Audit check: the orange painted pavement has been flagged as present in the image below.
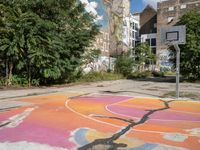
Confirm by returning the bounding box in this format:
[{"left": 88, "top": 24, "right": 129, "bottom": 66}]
[{"left": 0, "top": 93, "right": 199, "bottom": 149}]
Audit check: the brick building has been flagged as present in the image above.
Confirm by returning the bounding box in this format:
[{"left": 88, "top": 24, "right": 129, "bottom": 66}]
[
  {"left": 157, "top": 0, "right": 200, "bottom": 70},
  {"left": 140, "top": 5, "right": 157, "bottom": 55}
]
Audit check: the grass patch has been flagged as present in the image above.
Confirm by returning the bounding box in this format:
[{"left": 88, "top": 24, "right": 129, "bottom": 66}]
[
  {"left": 161, "top": 91, "right": 199, "bottom": 100},
  {"left": 77, "top": 72, "right": 124, "bottom": 83},
  {"left": 164, "top": 71, "right": 176, "bottom": 76}
]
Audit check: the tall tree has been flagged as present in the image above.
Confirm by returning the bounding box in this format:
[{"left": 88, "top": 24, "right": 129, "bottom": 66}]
[
  {"left": 177, "top": 11, "right": 200, "bottom": 80},
  {"left": 134, "top": 43, "right": 156, "bottom": 72},
  {"left": 0, "top": 0, "right": 99, "bottom": 86}
]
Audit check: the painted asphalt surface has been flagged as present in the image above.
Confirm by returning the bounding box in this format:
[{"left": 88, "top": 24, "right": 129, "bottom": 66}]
[{"left": 0, "top": 92, "right": 200, "bottom": 150}]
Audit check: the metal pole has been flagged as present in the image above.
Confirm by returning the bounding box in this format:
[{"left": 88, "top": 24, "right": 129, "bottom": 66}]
[{"left": 173, "top": 44, "right": 180, "bottom": 99}]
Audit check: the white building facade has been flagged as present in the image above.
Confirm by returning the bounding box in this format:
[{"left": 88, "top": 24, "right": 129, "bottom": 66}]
[{"left": 123, "top": 14, "right": 140, "bottom": 51}]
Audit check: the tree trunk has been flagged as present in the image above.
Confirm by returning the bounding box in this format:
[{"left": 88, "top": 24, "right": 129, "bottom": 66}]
[
  {"left": 28, "top": 63, "right": 31, "bottom": 87},
  {"left": 5, "top": 59, "right": 9, "bottom": 86},
  {"left": 8, "top": 62, "right": 13, "bottom": 86}
]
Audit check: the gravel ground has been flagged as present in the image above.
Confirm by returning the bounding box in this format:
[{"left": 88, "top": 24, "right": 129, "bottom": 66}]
[{"left": 0, "top": 79, "right": 199, "bottom": 100}]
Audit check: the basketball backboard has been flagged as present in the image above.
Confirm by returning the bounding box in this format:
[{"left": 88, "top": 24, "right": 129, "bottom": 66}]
[{"left": 160, "top": 25, "right": 186, "bottom": 45}]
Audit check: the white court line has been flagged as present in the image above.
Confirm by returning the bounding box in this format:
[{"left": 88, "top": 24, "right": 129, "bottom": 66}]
[
  {"left": 105, "top": 98, "right": 200, "bottom": 122},
  {"left": 116, "top": 104, "right": 200, "bottom": 115},
  {"left": 65, "top": 99, "right": 196, "bottom": 137}
]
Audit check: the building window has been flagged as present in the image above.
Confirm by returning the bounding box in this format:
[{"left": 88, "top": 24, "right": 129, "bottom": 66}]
[
  {"left": 151, "top": 38, "right": 156, "bottom": 47},
  {"left": 135, "top": 32, "right": 139, "bottom": 39},
  {"left": 132, "top": 41, "right": 135, "bottom": 48},
  {"left": 180, "top": 4, "right": 186, "bottom": 9},
  {"left": 146, "top": 39, "right": 150, "bottom": 46},
  {"left": 154, "top": 23, "right": 157, "bottom": 28},
  {"left": 151, "top": 48, "right": 156, "bottom": 54},
  {"left": 107, "top": 34, "right": 109, "bottom": 41},
  {"left": 103, "top": 42, "right": 106, "bottom": 52},
  {"left": 168, "top": 6, "right": 174, "bottom": 11},
  {"left": 105, "top": 43, "right": 109, "bottom": 52},
  {"left": 168, "top": 17, "right": 174, "bottom": 23},
  {"left": 135, "top": 24, "right": 139, "bottom": 31},
  {"left": 133, "top": 23, "right": 135, "bottom": 30},
  {"left": 132, "top": 32, "right": 135, "bottom": 38}
]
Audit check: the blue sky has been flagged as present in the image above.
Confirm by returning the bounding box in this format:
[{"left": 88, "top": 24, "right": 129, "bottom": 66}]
[
  {"left": 131, "top": 0, "right": 144, "bottom": 13},
  {"left": 131, "top": 0, "right": 161, "bottom": 13}
]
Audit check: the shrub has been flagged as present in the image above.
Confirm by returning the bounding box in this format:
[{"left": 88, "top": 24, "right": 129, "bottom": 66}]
[
  {"left": 115, "top": 55, "right": 134, "bottom": 77},
  {"left": 0, "top": 77, "right": 5, "bottom": 86},
  {"left": 127, "top": 71, "right": 153, "bottom": 79},
  {"left": 152, "top": 71, "right": 165, "bottom": 77},
  {"left": 78, "top": 72, "right": 123, "bottom": 82}
]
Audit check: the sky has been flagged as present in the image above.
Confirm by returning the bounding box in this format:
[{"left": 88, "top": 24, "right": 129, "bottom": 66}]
[{"left": 131, "top": 0, "right": 166, "bottom": 13}]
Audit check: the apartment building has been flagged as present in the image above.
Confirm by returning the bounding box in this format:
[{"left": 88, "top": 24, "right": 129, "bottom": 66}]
[
  {"left": 140, "top": 5, "right": 157, "bottom": 55},
  {"left": 123, "top": 13, "right": 140, "bottom": 51},
  {"left": 157, "top": 0, "right": 200, "bottom": 70},
  {"left": 81, "top": 0, "right": 132, "bottom": 72}
]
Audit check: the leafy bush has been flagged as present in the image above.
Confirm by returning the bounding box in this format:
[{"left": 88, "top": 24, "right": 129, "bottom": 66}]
[
  {"left": 115, "top": 54, "right": 134, "bottom": 77},
  {"left": 7, "top": 75, "right": 40, "bottom": 87},
  {"left": 0, "top": 77, "right": 5, "bottom": 86},
  {"left": 176, "top": 11, "right": 200, "bottom": 80},
  {"left": 31, "top": 79, "right": 40, "bottom": 86},
  {"left": 127, "top": 71, "right": 153, "bottom": 79},
  {"left": 11, "top": 75, "right": 28, "bottom": 87},
  {"left": 78, "top": 72, "right": 123, "bottom": 82},
  {"left": 152, "top": 71, "right": 164, "bottom": 77},
  {"left": 164, "top": 71, "right": 176, "bottom": 76}
]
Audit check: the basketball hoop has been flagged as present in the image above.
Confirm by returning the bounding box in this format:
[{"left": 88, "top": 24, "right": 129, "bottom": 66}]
[{"left": 160, "top": 25, "right": 186, "bottom": 99}]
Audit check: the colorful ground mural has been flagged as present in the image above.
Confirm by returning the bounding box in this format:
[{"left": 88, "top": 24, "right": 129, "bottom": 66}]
[{"left": 0, "top": 93, "right": 200, "bottom": 150}]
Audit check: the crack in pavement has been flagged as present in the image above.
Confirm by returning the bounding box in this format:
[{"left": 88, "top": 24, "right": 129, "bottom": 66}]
[
  {"left": 78, "top": 100, "right": 174, "bottom": 150},
  {"left": 0, "top": 106, "right": 21, "bottom": 112},
  {"left": 92, "top": 115, "right": 134, "bottom": 124}
]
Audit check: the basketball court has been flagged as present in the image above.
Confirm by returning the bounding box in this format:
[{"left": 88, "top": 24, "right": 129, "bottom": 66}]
[{"left": 0, "top": 92, "right": 199, "bottom": 150}]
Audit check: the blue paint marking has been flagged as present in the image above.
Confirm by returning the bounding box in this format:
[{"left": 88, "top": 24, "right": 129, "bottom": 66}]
[
  {"left": 74, "top": 128, "right": 89, "bottom": 145},
  {"left": 130, "top": 143, "right": 158, "bottom": 150}
]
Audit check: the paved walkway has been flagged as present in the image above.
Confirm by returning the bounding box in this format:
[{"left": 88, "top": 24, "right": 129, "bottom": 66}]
[
  {"left": 1, "top": 80, "right": 200, "bottom": 100},
  {"left": 0, "top": 91, "right": 200, "bottom": 150}
]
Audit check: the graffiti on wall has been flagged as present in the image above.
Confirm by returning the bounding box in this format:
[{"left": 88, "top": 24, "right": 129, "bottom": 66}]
[
  {"left": 81, "top": 0, "right": 131, "bottom": 55},
  {"left": 160, "top": 49, "right": 174, "bottom": 71},
  {"left": 83, "top": 56, "right": 116, "bottom": 73}
]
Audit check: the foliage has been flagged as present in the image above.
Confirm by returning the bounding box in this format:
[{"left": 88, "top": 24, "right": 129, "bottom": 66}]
[
  {"left": 127, "top": 71, "right": 153, "bottom": 79},
  {"left": 114, "top": 51, "right": 135, "bottom": 77},
  {"left": 164, "top": 71, "right": 176, "bottom": 76},
  {"left": 0, "top": 0, "right": 99, "bottom": 86},
  {"left": 78, "top": 72, "right": 123, "bottom": 82},
  {"left": 82, "top": 48, "right": 101, "bottom": 64},
  {"left": 128, "top": 71, "right": 165, "bottom": 79},
  {"left": 133, "top": 43, "right": 156, "bottom": 71},
  {"left": 176, "top": 11, "right": 200, "bottom": 80},
  {"left": 152, "top": 71, "right": 164, "bottom": 77}
]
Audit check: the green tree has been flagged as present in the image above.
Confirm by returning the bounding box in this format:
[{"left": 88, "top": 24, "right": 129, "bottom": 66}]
[
  {"left": 0, "top": 0, "right": 99, "bottom": 86},
  {"left": 115, "top": 51, "right": 134, "bottom": 77},
  {"left": 134, "top": 43, "right": 156, "bottom": 72},
  {"left": 176, "top": 11, "right": 200, "bottom": 80}
]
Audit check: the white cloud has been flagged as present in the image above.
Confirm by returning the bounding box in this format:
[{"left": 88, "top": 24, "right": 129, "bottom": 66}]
[
  {"left": 142, "top": 0, "right": 167, "bottom": 9},
  {"left": 80, "top": 0, "right": 103, "bottom": 22}
]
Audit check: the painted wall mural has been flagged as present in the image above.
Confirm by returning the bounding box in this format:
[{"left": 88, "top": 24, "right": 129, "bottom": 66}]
[
  {"left": 160, "top": 49, "right": 174, "bottom": 71},
  {"left": 83, "top": 56, "right": 116, "bottom": 73},
  {"left": 0, "top": 93, "right": 200, "bottom": 149},
  {"left": 80, "top": 0, "right": 131, "bottom": 55}
]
